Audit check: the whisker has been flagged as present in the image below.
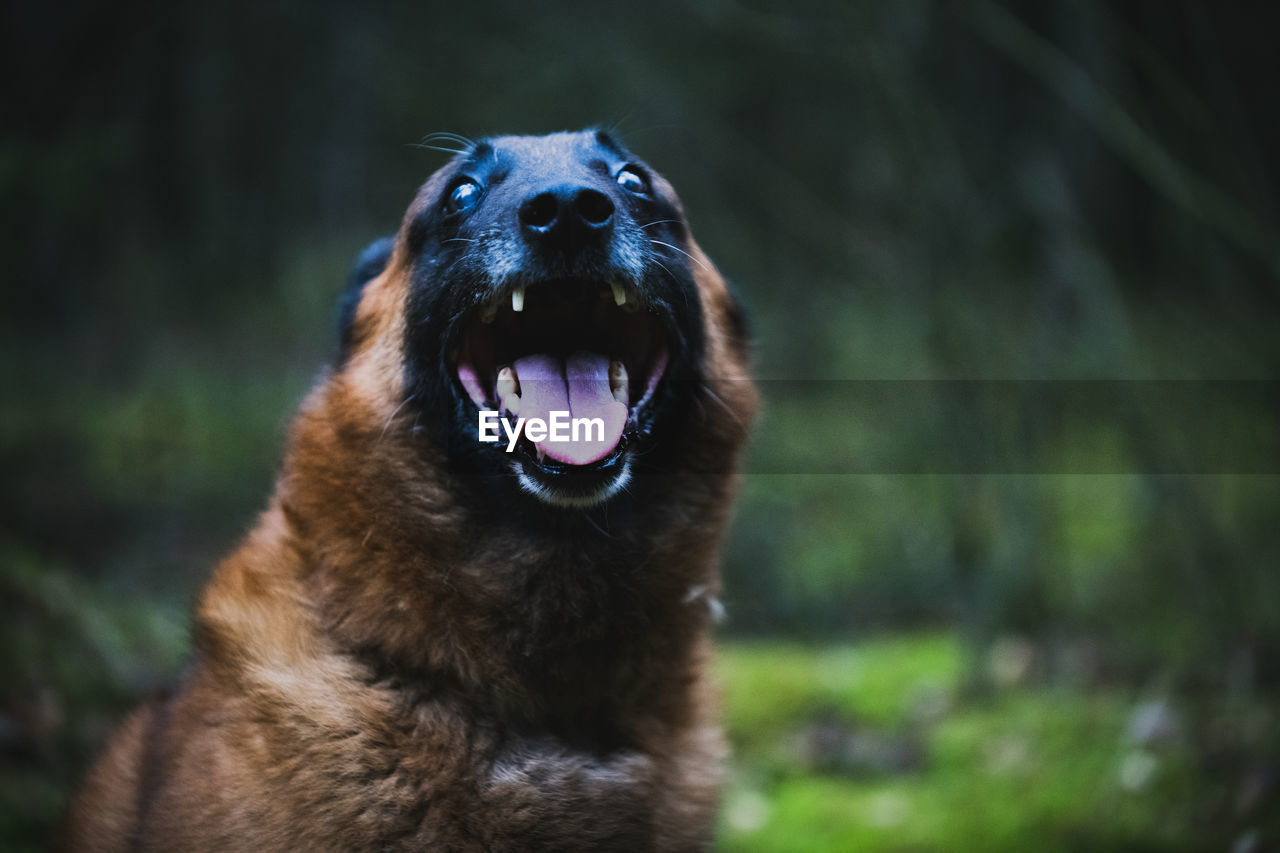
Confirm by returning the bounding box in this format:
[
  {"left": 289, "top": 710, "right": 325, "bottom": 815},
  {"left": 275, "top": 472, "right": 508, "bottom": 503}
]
[
  {"left": 409, "top": 143, "right": 469, "bottom": 155},
  {"left": 583, "top": 510, "right": 613, "bottom": 538},
  {"left": 639, "top": 219, "right": 681, "bottom": 230},
  {"left": 649, "top": 257, "right": 677, "bottom": 284},
  {"left": 440, "top": 251, "right": 473, "bottom": 282},
  {"left": 699, "top": 383, "right": 746, "bottom": 429},
  {"left": 649, "top": 256, "right": 698, "bottom": 315},
  {"left": 651, "top": 239, "right": 711, "bottom": 273},
  {"left": 421, "top": 131, "right": 476, "bottom": 148},
  {"left": 380, "top": 395, "right": 417, "bottom": 440},
  {"left": 411, "top": 132, "right": 478, "bottom": 156}
]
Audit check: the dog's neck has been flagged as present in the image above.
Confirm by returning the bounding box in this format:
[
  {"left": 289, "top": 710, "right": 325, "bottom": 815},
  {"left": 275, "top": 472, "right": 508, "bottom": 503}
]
[{"left": 221, "top": 379, "right": 733, "bottom": 729}]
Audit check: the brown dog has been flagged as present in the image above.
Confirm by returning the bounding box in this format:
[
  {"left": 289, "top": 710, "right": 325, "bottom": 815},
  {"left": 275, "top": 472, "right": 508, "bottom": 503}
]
[{"left": 60, "top": 130, "right": 756, "bottom": 852}]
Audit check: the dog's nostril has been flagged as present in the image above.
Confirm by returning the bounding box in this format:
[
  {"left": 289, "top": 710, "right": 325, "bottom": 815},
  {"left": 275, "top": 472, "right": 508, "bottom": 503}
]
[
  {"left": 519, "top": 193, "right": 559, "bottom": 230},
  {"left": 520, "top": 185, "right": 614, "bottom": 241},
  {"left": 575, "top": 189, "right": 614, "bottom": 227}
]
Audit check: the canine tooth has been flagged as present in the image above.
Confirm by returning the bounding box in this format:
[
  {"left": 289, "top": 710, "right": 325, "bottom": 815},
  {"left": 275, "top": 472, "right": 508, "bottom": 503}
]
[
  {"left": 610, "top": 281, "right": 627, "bottom": 307},
  {"left": 511, "top": 287, "right": 525, "bottom": 312},
  {"left": 609, "top": 360, "right": 628, "bottom": 404},
  {"left": 496, "top": 366, "right": 520, "bottom": 414},
  {"left": 620, "top": 291, "right": 639, "bottom": 313},
  {"left": 536, "top": 447, "right": 546, "bottom": 464}
]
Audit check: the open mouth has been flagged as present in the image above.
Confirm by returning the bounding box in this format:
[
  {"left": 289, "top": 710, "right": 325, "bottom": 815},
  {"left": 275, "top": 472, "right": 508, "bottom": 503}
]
[{"left": 451, "top": 277, "right": 670, "bottom": 488}]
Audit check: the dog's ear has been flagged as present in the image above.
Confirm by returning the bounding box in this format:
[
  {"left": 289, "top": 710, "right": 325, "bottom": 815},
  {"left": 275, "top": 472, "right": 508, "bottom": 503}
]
[
  {"left": 337, "top": 237, "right": 395, "bottom": 361},
  {"left": 719, "top": 275, "right": 753, "bottom": 358}
]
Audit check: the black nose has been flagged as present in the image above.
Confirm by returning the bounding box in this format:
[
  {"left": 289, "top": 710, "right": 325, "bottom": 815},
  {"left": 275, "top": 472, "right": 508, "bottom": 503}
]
[{"left": 518, "top": 184, "right": 615, "bottom": 246}]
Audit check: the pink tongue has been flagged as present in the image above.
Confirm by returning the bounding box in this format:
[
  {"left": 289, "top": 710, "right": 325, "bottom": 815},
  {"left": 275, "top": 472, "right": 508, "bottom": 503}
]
[{"left": 510, "top": 352, "right": 628, "bottom": 465}]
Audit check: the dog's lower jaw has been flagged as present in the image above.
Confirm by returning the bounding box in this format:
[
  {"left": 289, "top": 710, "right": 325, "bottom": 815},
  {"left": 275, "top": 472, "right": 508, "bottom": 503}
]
[{"left": 513, "top": 457, "right": 632, "bottom": 507}]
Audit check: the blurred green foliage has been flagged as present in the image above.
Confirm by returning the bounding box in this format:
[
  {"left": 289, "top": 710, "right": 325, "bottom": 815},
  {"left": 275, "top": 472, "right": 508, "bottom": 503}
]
[
  {"left": 3, "top": 0, "right": 1278, "bottom": 848},
  {"left": 718, "top": 636, "right": 1276, "bottom": 851}
]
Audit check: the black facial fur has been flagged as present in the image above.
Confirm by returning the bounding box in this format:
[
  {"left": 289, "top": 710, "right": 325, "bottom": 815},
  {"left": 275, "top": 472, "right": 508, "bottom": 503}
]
[{"left": 396, "top": 130, "right": 707, "bottom": 510}]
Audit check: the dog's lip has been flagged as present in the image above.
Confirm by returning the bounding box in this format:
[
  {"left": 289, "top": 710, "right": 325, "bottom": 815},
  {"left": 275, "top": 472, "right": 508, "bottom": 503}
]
[
  {"left": 512, "top": 432, "right": 629, "bottom": 474},
  {"left": 448, "top": 278, "right": 672, "bottom": 469}
]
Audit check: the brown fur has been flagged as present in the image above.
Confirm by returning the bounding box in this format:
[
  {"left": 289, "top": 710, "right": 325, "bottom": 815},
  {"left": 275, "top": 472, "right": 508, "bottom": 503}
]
[{"left": 60, "top": 144, "right": 757, "bottom": 852}]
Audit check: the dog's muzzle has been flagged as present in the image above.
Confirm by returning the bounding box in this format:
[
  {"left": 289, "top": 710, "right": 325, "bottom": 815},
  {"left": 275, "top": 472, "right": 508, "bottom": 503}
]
[{"left": 448, "top": 178, "right": 673, "bottom": 502}]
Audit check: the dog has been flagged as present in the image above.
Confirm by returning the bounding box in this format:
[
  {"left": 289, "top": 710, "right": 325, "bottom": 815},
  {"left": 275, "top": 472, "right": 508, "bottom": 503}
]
[{"left": 60, "top": 130, "right": 757, "bottom": 852}]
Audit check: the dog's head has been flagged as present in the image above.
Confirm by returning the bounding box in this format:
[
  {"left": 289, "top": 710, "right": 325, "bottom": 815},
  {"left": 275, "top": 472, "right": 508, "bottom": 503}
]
[{"left": 332, "top": 130, "right": 753, "bottom": 512}]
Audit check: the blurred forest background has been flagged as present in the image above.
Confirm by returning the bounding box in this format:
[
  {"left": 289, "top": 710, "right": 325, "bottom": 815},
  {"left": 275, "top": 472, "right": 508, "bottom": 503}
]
[{"left": 3, "top": 1, "right": 1278, "bottom": 850}]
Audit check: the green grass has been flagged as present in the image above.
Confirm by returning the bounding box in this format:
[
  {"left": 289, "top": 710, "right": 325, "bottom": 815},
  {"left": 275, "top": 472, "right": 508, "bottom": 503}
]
[
  {"left": 719, "top": 635, "right": 961, "bottom": 748},
  {"left": 716, "top": 635, "right": 1236, "bottom": 852}
]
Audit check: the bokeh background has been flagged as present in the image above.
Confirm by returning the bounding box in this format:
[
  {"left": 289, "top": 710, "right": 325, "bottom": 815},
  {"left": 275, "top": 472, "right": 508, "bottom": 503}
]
[{"left": 3, "top": 1, "right": 1278, "bottom": 850}]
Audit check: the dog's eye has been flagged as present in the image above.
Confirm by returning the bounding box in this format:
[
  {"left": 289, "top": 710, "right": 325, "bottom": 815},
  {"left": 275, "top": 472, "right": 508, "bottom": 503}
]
[
  {"left": 616, "top": 167, "right": 648, "bottom": 196},
  {"left": 446, "top": 180, "right": 482, "bottom": 214}
]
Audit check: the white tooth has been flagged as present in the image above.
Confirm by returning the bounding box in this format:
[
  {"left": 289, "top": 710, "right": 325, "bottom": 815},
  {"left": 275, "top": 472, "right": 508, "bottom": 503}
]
[
  {"left": 610, "top": 281, "right": 627, "bottom": 306},
  {"left": 620, "top": 292, "right": 639, "bottom": 314},
  {"left": 496, "top": 366, "right": 520, "bottom": 414},
  {"left": 536, "top": 447, "right": 546, "bottom": 464},
  {"left": 511, "top": 287, "right": 525, "bottom": 312},
  {"left": 609, "top": 360, "right": 628, "bottom": 404}
]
